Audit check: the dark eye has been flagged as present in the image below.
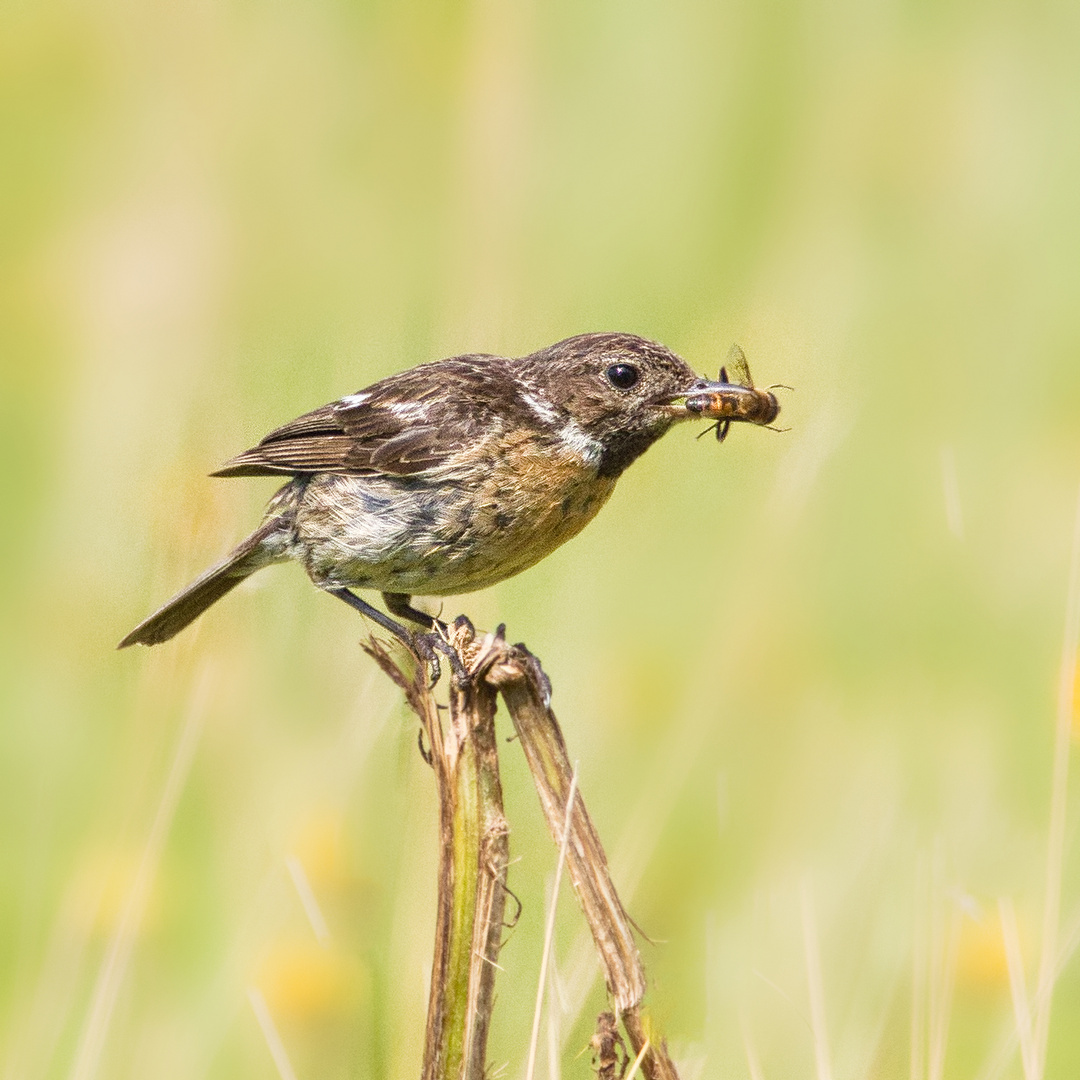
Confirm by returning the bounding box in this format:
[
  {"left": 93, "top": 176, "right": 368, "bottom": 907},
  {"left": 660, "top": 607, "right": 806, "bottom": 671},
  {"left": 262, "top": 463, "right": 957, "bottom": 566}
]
[{"left": 605, "top": 363, "right": 639, "bottom": 389}]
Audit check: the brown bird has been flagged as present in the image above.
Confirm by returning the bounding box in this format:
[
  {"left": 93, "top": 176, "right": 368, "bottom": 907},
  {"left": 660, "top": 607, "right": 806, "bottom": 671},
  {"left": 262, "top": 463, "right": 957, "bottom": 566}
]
[{"left": 119, "top": 332, "right": 779, "bottom": 675}]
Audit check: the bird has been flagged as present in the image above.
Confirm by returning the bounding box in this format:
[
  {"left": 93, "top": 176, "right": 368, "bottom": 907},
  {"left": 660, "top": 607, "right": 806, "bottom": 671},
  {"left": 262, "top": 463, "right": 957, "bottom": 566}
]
[{"left": 119, "top": 332, "right": 779, "bottom": 673}]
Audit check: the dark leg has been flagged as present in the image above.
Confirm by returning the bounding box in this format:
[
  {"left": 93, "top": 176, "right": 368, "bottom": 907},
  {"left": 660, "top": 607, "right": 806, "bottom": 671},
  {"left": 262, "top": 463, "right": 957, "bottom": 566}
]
[
  {"left": 329, "top": 587, "right": 414, "bottom": 644},
  {"left": 383, "top": 592, "right": 446, "bottom": 632},
  {"left": 329, "top": 588, "right": 468, "bottom": 686}
]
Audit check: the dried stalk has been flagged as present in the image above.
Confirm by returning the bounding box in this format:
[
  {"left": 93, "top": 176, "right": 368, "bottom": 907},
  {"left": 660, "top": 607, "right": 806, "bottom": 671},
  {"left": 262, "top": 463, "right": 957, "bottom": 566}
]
[
  {"left": 365, "top": 626, "right": 679, "bottom": 1080},
  {"left": 487, "top": 643, "right": 681, "bottom": 1080},
  {"left": 364, "top": 622, "right": 509, "bottom": 1080}
]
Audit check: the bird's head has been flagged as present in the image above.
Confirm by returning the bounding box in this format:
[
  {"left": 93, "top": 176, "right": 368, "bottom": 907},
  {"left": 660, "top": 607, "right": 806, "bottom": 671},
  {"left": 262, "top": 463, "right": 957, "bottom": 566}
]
[{"left": 513, "top": 332, "right": 778, "bottom": 477}]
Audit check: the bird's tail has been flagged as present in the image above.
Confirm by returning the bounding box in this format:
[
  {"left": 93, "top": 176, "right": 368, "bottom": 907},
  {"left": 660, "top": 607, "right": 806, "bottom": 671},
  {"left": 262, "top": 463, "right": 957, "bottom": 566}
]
[{"left": 118, "top": 517, "right": 291, "bottom": 648}]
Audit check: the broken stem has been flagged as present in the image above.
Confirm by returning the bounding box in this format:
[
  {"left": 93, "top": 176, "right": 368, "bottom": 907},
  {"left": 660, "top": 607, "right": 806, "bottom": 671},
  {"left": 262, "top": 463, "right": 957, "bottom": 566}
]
[
  {"left": 364, "top": 625, "right": 509, "bottom": 1080},
  {"left": 365, "top": 627, "right": 679, "bottom": 1080},
  {"left": 488, "top": 643, "right": 681, "bottom": 1080}
]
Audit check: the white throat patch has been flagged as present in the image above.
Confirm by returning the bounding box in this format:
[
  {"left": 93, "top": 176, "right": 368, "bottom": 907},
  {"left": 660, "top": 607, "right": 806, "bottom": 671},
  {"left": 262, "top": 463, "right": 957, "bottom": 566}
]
[{"left": 557, "top": 418, "right": 603, "bottom": 467}]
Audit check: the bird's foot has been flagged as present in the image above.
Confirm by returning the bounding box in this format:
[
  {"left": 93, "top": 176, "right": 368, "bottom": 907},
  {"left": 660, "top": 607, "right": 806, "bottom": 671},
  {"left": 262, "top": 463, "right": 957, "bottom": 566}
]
[{"left": 412, "top": 630, "right": 470, "bottom": 688}]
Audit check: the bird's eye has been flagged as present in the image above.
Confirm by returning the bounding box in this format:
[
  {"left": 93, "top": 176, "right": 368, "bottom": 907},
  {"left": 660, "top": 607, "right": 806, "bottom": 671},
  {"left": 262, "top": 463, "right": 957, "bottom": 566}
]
[{"left": 605, "top": 363, "right": 639, "bottom": 390}]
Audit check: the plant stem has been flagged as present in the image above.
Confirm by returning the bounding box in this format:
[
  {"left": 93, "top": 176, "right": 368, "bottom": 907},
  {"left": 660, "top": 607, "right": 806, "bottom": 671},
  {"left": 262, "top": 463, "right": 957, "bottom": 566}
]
[
  {"left": 364, "top": 625, "right": 509, "bottom": 1080},
  {"left": 488, "top": 644, "right": 645, "bottom": 1013},
  {"left": 365, "top": 628, "right": 680, "bottom": 1080},
  {"left": 488, "top": 643, "right": 681, "bottom": 1080}
]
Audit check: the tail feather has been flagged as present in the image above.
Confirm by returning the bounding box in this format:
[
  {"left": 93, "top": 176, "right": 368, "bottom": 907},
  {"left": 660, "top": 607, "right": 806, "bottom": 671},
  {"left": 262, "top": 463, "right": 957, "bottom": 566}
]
[{"left": 118, "top": 518, "right": 290, "bottom": 648}]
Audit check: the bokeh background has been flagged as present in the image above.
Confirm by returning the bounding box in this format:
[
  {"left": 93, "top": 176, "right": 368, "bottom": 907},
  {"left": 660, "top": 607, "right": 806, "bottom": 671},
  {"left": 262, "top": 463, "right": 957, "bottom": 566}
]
[{"left": 3, "top": 0, "right": 1080, "bottom": 1077}]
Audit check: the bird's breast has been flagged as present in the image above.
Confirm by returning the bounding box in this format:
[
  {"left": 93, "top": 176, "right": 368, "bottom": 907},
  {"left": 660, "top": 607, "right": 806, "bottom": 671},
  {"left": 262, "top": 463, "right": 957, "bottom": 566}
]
[
  {"left": 434, "top": 431, "right": 617, "bottom": 586},
  {"left": 290, "top": 431, "right": 617, "bottom": 595}
]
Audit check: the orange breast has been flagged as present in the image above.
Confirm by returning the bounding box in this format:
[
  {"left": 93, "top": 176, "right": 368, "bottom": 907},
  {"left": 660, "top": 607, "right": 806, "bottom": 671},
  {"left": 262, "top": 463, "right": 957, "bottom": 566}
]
[{"left": 434, "top": 432, "right": 616, "bottom": 591}]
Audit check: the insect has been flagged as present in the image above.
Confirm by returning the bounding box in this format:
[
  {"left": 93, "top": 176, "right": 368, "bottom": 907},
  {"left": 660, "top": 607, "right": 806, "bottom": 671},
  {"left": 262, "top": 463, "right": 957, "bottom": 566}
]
[{"left": 685, "top": 343, "right": 786, "bottom": 442}]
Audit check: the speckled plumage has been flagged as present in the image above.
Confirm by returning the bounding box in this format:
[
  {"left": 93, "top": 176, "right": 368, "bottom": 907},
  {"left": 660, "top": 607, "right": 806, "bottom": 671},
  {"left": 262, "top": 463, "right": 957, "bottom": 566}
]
[{"left": 119, "top": 332, "right": 779, "bottom": 648}]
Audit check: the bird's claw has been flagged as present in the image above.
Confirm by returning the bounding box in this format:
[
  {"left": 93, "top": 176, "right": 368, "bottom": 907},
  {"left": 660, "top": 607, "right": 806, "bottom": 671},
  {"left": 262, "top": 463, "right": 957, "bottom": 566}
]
[
  {"left": 412, "top": 631, "right": 470, "bottom": 688},
  {"left": 409, "top": 633, "right": 442, "bottom": 687}
]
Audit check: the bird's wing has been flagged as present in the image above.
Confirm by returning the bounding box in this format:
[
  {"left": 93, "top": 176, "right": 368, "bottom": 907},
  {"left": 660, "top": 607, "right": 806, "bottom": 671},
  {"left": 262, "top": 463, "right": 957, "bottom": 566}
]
[{"left": 210, "top": 356, "right": 508, "bottom": 478}]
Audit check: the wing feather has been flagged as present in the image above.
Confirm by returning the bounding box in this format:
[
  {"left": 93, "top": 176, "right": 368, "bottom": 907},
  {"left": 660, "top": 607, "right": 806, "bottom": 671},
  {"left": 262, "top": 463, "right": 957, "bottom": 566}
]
[{"left": 210, "top": 355, "right": 512, "bottom": 479}]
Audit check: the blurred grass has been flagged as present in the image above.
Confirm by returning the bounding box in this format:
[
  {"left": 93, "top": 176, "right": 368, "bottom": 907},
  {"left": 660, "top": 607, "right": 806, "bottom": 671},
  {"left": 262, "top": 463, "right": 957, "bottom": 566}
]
[{"left": 3, "top": 0, "right": 1080, "bottom": 1076}]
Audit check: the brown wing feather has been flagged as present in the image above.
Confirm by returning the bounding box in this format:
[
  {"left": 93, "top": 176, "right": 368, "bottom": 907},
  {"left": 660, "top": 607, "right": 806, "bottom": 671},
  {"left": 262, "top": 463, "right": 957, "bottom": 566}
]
[
  {"left": 367, "top": 427, "right": 446, "bottom": 472},
  {"left": 212, "top": 437, "right": 358, "bottom": 477},
  {"left": 211, "top": 354, "right": 514, "bottom": 479},
  {"left": 259, "top": 405, "right": 349, "bottom": 443}
]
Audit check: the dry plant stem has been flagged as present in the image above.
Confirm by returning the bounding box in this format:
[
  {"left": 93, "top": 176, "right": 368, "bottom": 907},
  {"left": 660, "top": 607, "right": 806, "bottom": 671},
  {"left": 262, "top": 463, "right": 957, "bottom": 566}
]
[
  {"left": 622, "top": 1009, "right": 680, "bottom": 1080},
  {"left": 363, "top": 625, "right": 509, "bottom": 1080},
  {"left": 487, "top": 644, "right": 680, "bottom": 1080},
  {"left": 366, "top": 629, "right": 679, "bottom": 1080},
  {"left": 486, "top": 647, "right": 645, "bottom": 1012}
]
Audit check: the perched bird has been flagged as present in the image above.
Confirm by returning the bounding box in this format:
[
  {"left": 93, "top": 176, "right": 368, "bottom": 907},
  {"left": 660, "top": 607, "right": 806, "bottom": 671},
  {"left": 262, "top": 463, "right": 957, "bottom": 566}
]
[{"left": 119, "top": 332, "right": 779, "bottom": 671}]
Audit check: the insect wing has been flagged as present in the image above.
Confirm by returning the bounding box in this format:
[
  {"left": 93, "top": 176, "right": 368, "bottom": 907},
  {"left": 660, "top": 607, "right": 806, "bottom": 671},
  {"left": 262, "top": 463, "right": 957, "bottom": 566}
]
[{"left": 722, "top": 343, "right": 754, "bottom": 388}]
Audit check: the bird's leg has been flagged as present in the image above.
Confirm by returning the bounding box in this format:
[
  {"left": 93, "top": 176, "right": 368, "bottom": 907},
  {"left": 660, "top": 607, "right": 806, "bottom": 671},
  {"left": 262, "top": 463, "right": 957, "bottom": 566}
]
[
  {"left": 329, "top": 587, "right": 417, "bottom": 646},
  {"left": 328, "top": 588, "right": 467, "bottom": 686},
  {"left": 382, "top": 592, "right": 471, "bottom": 687},
  {"left": 413, "top": 633, "right": 469, "bottom": 688},
  {"left": 382, "top": 592, "right": 446, "bottom": 631}
]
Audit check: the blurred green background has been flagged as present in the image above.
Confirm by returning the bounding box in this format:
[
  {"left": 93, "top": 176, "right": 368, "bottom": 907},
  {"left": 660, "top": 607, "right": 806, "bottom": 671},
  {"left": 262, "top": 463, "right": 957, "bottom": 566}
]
[{"left": 3, "top": 0, "right": 1080, "bottom": 1076}]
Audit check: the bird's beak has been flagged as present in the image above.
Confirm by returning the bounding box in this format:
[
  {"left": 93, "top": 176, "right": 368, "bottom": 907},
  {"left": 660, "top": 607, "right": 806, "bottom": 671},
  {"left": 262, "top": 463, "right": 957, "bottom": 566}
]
[{"left": 662, "top": 378, "right": 781, "bottom": 428}]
